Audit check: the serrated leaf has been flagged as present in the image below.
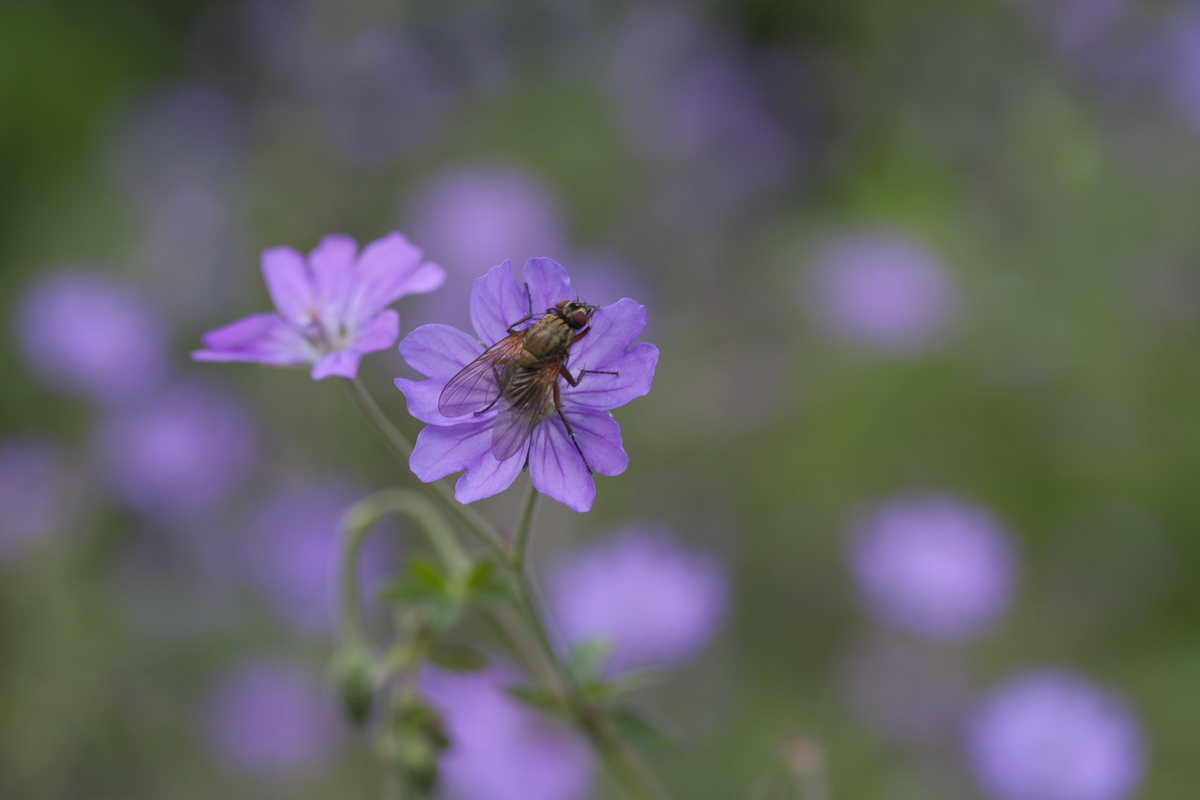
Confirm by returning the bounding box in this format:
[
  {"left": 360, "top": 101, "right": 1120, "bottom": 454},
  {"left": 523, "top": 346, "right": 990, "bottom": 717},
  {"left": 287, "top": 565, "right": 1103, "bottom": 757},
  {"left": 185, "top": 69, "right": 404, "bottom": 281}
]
[
  {"left": 506, "top": 685, "right": 568, "bottom": 714},
  {"left": 607, "top": 708, "right": 672, "bottom": 752},
  {"left": 567, "top": 638, "right": 613, "bottom": 684},
  {"left": 427, "top": 642, "right": 489, "bottom": 673}
]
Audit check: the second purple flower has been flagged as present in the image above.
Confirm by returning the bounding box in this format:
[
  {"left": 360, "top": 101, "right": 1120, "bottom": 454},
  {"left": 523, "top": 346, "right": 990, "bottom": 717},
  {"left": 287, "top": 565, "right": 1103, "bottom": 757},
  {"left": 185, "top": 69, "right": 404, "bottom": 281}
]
[{"left": 395, "top": 258, "right": 658, "bottom": 512}]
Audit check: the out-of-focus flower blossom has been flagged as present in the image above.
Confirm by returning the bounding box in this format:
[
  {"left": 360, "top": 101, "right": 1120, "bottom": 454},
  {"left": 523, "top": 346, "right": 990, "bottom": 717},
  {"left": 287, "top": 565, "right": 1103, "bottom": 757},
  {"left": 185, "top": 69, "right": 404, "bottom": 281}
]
[
  {"left": 193, "top": 232, "right": 445, "bottom": 380},
  {"left": 965, "top": 669, "right": 1146, "bottom": 800},
  {"left": 848, "top": 494, "right": 1018, "bottom": 642},
  {"left": 843, "top": 634, "right": 972, "bottom": 745},
  {"left": 805, "top": 232, "right": 962, "bottom": 356},
  {"left": 17, "top": 269, "right": 168, "bottom": 406},
  {"left": 422, "top": 665, "right": 593, "bottom": 800},
  {"left": 546, "top": 527, "right": 728, "bottom": 673},
  {"left": 237, "top": 478, "right": 397, "bottom": 638},
  {"left": 403, "top": 167, "right": 566, "bottom": 332},
  {"left": 0, "top": 438, "right": 70, "bottom": 563},
  {"left": 1014, "top": 0, "right": 1131, "bottom": 61},
  {"left": 395, "top": 259, "right": 658, "bottom": 513},
  {"left": 201, "top": 657, "right": 344, "bottom": 779},
  {"left": 95, "top": 381, "right": 258, "bottom": 522}
]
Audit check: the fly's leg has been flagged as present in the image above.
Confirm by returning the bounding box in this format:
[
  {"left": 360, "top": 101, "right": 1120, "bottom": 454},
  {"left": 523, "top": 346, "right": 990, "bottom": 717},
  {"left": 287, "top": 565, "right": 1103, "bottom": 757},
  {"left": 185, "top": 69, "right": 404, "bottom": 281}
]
[
  {"left": 552, "top": 380, "right": 593, "bottom": 474},
  {"left": 558, "top": 365, "right": 619, "bottom": 387},
  {"left": 506, "top": 282, "right": 535, "bottom": 335}
]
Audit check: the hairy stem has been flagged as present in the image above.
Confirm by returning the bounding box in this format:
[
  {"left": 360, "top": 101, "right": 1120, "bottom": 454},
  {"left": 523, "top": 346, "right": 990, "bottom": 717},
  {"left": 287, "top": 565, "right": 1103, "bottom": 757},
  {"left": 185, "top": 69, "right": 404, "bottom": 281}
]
[{"left": 345, "top": 377, "right": 508, "bottom": 561}]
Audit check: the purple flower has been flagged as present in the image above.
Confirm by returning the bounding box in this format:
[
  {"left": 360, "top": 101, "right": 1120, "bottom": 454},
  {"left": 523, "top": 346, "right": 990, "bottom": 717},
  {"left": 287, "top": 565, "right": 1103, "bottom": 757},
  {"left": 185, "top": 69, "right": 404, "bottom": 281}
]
[
  {"left": 237, "top": 478, "right": 398, "bottom": 638},
  {"left": 1157, "top": 4, "right": 1200, "bottom": 130},
  {"left": 192, "top": 232, "right": 445, "bottom": 380},
  {"left": 965, "top": 669, "right": 1146, "bottom": 800},
  {"left": 395, "top": 259, "right": 658, "bottom": 513},
  {"left": 403, "top": 167, "right": 566, "bottom": 332},
  {"left": 848, "top": 494, "right": 1018, "bottom": 642},
  {"left": 94, "top": 381, "right": 258, "bottom": 522},
  {"left": 805, "top": 232, "right": 961, "bottom": 356},
  {"left": 201, "top": 657, "right": 344, "bottom": 779},
  {"left": 0, "top": 438, "right": 71, "bottom": 563},
  {"left": 546, "top": 527, "right": 728, "bottom": 673},
  {"left": 422, "top": 665, "right": 593, "bottom": 800},
  {"left": 17, "top": 269, "right": 169, "bottom": 406}
]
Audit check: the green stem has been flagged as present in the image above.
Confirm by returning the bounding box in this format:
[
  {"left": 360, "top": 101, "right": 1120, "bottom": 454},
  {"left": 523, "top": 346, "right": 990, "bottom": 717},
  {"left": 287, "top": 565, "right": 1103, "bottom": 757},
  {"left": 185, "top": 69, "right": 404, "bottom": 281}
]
[
  {"left": 345, "top": 377, "right": 508, "bottom": 561},
  {"left": 507, "top": 488, "right": 676, "bottom": 800},
  {"left": 510, "top": 479, "right": 540, "bottom": 569},
  {"left": 338, "top": 488, "right": 473, "bottom": 650}
]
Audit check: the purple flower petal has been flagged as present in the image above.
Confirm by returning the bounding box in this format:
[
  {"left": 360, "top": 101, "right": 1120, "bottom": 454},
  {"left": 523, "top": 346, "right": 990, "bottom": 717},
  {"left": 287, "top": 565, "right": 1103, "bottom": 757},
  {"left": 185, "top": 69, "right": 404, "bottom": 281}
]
[
  {"left": 311, "top": 349, "right": 361, "bottom": 380},
  {"left": 260, "top": 245, "right": 312, "bottom": 325},
  {"left": 345, "top": 232, "right": 428, "bottom": 326},
  {"left": 402, "top": 262, "right": 449, "bottom": 295},
  {"left": 308, "top": 233, "right": 358, "bottom": 322},
  {"left": 350, "top": 308, "right": 400, "bottom": 356},
  {"left": 409, "top": 418, "right": 495, "bottom": 483},
  {"left": 399, "top": 324, "right": 485, "bottom": 380},
  {"left": 529, "top": 418, "right": 596, "bottom": 513},
  {"left": 523, "top": 258, "right": 572, "bottom": 314},
  {"left": 562, "top": 342, "right": 659, "bottom": 411},
  {"left": 454, "top": 446, "right": 526, "bottom": 505},
  {"left": 192, "top": 312, "right": 315, "bottom": 365},
  {"left": 470, "top": 260, "right": 527, "bottom": 345},
  {"left": 559, "top": 408, "right": 628, "bottom": 476},
  {"left": 567, "top": 299, "right": 647, "bottom": 372},
  {"left": 395, "top": 377, "right": 451, "bottom": 426}
]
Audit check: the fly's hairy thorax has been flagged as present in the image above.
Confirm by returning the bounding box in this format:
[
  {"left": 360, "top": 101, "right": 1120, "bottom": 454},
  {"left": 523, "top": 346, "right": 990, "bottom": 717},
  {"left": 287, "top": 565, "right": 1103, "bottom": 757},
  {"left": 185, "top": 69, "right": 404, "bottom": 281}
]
[{"left": 516, "top": 313, "right": 574, "bottom": 368}]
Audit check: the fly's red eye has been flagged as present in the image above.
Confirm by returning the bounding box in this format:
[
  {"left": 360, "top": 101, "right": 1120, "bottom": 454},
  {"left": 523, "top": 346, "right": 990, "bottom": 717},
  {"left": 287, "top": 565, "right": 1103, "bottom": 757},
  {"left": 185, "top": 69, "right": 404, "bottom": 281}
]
[
  {"left": 555, "top": 299, "right": 569, "bottom": 309},
  {"left": 570, "top": 310, "right": 588, "bottom": 328}
]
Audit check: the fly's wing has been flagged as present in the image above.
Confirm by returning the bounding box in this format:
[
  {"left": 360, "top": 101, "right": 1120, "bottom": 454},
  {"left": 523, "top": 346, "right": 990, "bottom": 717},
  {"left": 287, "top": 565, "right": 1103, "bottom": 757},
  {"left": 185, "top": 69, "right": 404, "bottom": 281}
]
[
  {"left": 438, "top": 335, "right": 524, "bottom": 417},
  {"left": 491, "top": 366, "right": 555, "bottom": 460}
]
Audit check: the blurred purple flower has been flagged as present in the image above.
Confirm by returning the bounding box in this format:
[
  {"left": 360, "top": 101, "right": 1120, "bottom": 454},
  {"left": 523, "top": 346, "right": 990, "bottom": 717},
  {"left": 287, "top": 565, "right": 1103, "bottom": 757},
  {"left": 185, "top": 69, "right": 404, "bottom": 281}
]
[
  {"left": 193, "top": 232, "right": 445, "bottom": 380},
  {"left": 201, "top": 657, "right": 344, "bottom": 779},
  {"left": 237, "top": 478, "right": 397, "bottom": 638},
  {"left": 546, "top": 527, "right": 728, "bottom": 673},
  {"left": 95, "top": 381, "right": 258, "bottom": 522},
  {"left": 848, "top": 494, "right": 1018, "bottom": 642},
  {"left": 1014, "top": 0, "right": 1131, "bottom": 61},
  {"left": 17, "top": 269, "right": 168, "bottom": 406},
  {"left": 403, "top": 167, "right": 566, "bottom": 331},
  {"left": 395, "top": 259, "right": 658, "bottom": 513},
  {"left": 965, "top": 669, "right": 1146, "bottom": 800},
  {"left": 0, "top": 438, "right": 70, "bottom": 563},
  {"left": 422, "top": 665, "right": 593, "bottom": 800},
  {"left": 843, "top": 634, "right": 972, "bottom": 745},
  {"left": 806, "top": 233, "right": 962, "bottom": 356}
]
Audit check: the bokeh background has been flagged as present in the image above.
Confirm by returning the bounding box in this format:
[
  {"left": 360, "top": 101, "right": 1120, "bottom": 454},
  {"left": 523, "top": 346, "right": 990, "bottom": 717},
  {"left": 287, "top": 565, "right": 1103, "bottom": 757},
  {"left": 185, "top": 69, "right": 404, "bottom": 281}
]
[{"left": 2, "top": 0, "right": 1198, "bottom": 798}]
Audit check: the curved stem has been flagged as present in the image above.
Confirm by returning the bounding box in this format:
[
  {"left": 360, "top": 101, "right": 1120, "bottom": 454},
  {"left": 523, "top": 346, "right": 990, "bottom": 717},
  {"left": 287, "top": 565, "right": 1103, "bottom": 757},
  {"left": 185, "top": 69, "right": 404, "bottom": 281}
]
[{"left": 345, "top": 377, "right": 508, "bottom": 562}]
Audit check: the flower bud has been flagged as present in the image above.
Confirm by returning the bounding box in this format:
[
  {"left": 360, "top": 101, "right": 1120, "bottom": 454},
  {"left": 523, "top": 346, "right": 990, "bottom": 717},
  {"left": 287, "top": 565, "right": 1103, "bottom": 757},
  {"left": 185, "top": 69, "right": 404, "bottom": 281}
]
[{"left": 330, "top": 648, "right": 375, "bottom": 727}]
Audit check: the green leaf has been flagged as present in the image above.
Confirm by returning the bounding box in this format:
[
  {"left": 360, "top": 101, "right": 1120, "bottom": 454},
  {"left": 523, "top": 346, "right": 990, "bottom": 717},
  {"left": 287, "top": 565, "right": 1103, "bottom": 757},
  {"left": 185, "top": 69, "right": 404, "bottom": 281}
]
[
  {"left": 427, "top": 642, "right": 489, "bottom": 673},
  {"left": 587, "top": 670, "right": 663, "bottom": 701},
  {"left": 606, "top": 708, "right": 672, "bottom": 752},
  {"left": 465, "top": 559, "right": 515, "bottom": 604},
  {"left": 421, "top": 597, "right": 464, "bottom": 632},
  {"left": 506, "top": 685, "right": 568, "bottom": 715},
  {"left": 567, "top": 637, "right": 613, "bottom": 684},
  {"left": 377, "top": 557, "right": 449, "bottom": 605}
]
